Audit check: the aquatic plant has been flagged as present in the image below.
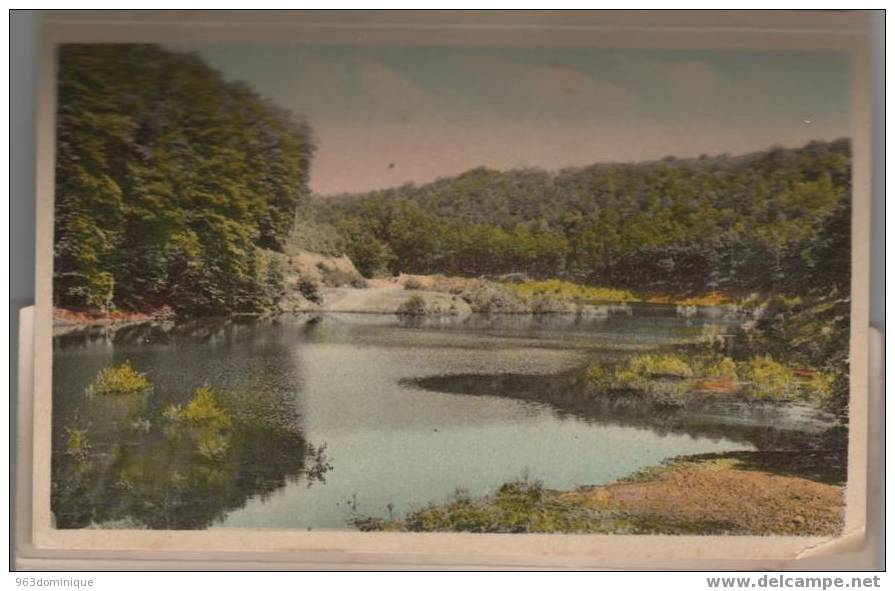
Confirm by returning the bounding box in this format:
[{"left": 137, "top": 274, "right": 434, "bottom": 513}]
[
  {"left": 88, "top": 361, "right": 151, "bottom": 395},
  {"left": 165, "top": 386, "right": 232, "bottom": 430},
  {"left": 64, "top": 425, "right": 90, "bottom": 461}
]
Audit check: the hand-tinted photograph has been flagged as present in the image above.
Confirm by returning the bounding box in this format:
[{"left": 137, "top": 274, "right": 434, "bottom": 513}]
[{"left": 51, "top": 40, "right": 852, "bottom": 536}]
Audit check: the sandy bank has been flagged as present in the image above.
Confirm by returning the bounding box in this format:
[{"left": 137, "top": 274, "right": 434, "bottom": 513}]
[{"left": 317, "top": 283, "right": 472, "bottom": 315}]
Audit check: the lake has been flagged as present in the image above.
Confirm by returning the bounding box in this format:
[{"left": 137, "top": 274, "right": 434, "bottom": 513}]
[{"left": 51, "top": 308, "right": 833, "bottom": 530}]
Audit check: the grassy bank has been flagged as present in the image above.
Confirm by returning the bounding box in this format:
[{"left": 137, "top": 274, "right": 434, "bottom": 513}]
[
  {"left": 353, "top": 449, "right": 845, "bottom": 535},
  {"left": 501, "top": 278, "right": 735, "bottom": 307},
  {"left": 395, "top": 274, "right": 746, "bottom": 314},
  {"left": 583, "top": 350, "right": 837, "bottom": 408}
]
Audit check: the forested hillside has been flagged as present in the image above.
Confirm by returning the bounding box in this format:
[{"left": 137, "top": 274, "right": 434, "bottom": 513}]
[
  {"left": 315, "top": 140, "right": 850, "bottom": 298},
  {"left": 54, "top": 44, "right": 315, "bottom": 315}
]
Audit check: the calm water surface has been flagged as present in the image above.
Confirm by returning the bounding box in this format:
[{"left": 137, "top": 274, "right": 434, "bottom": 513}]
[{"left": 51, "top": 309, "right": 829, "bottom": 530}]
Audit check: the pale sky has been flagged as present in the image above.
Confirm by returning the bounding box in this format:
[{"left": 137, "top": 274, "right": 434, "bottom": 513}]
[{"left": 167, "top": 44, "right": 850, "bottom": 195}]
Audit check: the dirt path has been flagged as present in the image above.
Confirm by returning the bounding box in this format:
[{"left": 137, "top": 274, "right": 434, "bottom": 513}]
[{"left": 318, "top": 285, "right": 470, "bottom": 314}]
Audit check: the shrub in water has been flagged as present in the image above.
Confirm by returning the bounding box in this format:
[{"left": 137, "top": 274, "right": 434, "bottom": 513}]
[
  {"left": 89, "top": 361, "right": 151, "bottom": 395},
  {"left": 166, "top": 386, "right": 232, "bottom": 430}
]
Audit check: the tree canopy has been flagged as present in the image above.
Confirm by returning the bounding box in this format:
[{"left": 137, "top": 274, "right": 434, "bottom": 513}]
[
  {"left": 315, "top": 140, "right": 851, "bottom": 299},
  {"left": 54, "top": 44, "right": 315, "bottom": 315}
]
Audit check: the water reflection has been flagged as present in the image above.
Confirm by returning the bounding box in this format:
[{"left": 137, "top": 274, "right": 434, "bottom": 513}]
[
  {"left": 52, "top": 318, "right": 332, "bottom": 529},
  {"left": 52, "top": 391, "right": 330, "bottom": 529},
  {"left": 52, "top": 311, "right": 828, "bottom": 531},
  {"left": 406, "top": 372, "right": 845, "bottom": 451}
]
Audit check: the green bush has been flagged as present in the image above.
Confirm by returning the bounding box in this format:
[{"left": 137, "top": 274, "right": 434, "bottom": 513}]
[
  {"left": 505, "top": 279, "right": 638, "bottom": 303},
  {"left": 628, "top": 354, "right": 693, "bottom": 379},
  {"left": 585, "top": 362, "right": 618, "bottom": 391},
  {"left": 802, "top": 370, "right": 835, "bottom": 401},
  {"left": 88, "top": 361, "right": 151, "bottom": 395},
  {"left": 165, "top": 386, "right": 232, "bottom": 430},
  {"left": 358, "top": 477, "right": 627, "bottom": 533},
  {"left": 403, "top": 479, "right": 547, "bottom": 533},
  {"left": 586, "top": 356, "right": 693, "bottom": 406},
  {"left": 741, "top": 355, "right": 798, "bottom": 400},
  {"left": 706, "top": 357, "right": 739, "bottom": 382},
  {"left": 85, "top": 271, "right": 115, "bottom": 310}
]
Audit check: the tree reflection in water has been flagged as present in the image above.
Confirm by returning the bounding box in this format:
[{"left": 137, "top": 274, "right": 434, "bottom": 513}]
[
  {"left": 51, "top": 327, "right": 332, "bottom": 529},
  {"left": 405, "top": 372, "right": 847, "bottom": 453}
]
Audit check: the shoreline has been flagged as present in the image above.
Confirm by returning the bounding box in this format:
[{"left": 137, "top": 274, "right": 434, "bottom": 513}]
[
  {"left": 54, "top": 276, "right": 746, "bottom": 331},
  {"left": 53, "top": 307, "right": 176, "bottom": 335},
  {"left": 51, "top": 300, "right": 729, "bottom": 337},
  {"left": 383, "top": 361, "right": 845, "bottom": 534},
  {"left": 354, "top": 448, "right": 846, "bottom": 535}
]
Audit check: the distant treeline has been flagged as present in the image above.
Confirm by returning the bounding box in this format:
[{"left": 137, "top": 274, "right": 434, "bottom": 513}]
[
  {"left": 315, "top": 140, "right": 851, "bottom": 298},
  {"left": 54, "top": 44, "right": 315, "bottom": 315}
]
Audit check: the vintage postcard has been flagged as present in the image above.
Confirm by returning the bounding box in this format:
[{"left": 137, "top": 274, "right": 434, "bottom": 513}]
[{"left": 19, "top": 10, "right": 875, "bottom": 569}]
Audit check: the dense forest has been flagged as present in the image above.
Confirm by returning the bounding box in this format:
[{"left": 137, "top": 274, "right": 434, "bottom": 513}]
[
  {"left": 54, "top": 44, "right": 315, "bottom": 315},
  {"left": 314, "top": 140, "right": 851, "bottom": 299}
]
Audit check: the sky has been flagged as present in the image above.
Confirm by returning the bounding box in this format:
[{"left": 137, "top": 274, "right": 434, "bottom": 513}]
[{"left": 168, "top": 43, "right": 851, "bottom": 195}]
